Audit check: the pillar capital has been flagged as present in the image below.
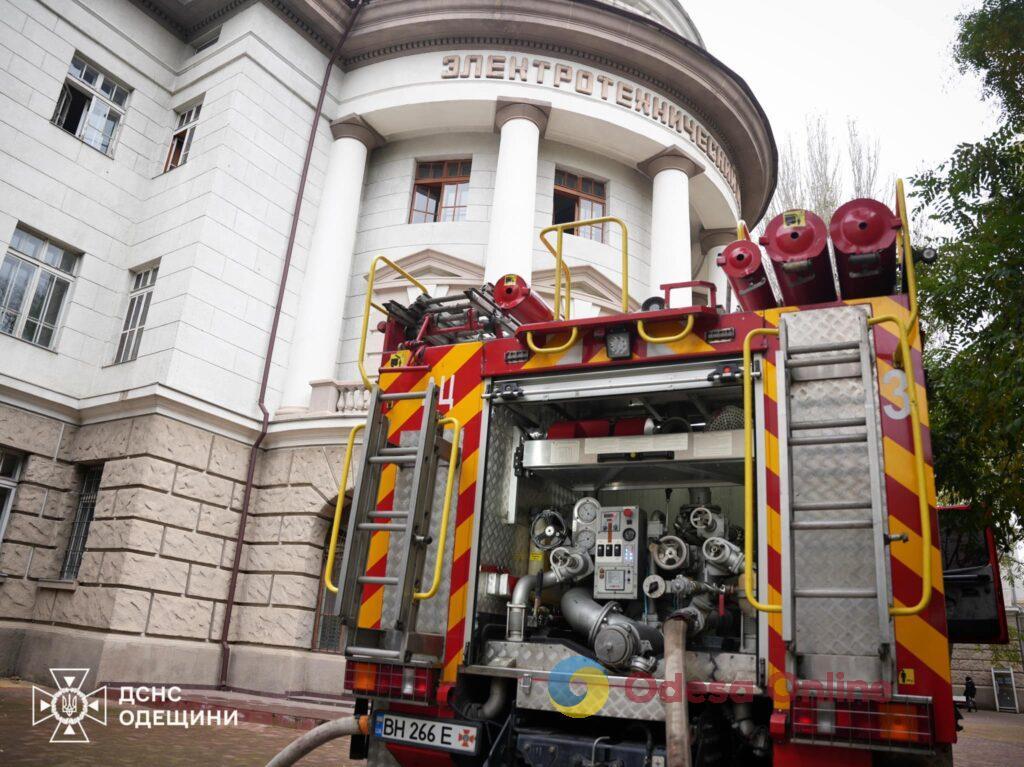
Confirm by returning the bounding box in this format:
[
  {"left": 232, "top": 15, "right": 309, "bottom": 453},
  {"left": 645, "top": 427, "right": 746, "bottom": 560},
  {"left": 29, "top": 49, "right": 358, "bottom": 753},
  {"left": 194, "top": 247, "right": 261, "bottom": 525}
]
[
  {"left": 493, "top": 99, "right": 550, "bottom": 136},
  {"left": 700, "top": 227, "right": 735, "bottom": 252},
  {"left": 330, "top": 113, "right": 384, "bottom": 149},
  {"left": 638, "top": 146, "right": 705, "bottom": 180}
]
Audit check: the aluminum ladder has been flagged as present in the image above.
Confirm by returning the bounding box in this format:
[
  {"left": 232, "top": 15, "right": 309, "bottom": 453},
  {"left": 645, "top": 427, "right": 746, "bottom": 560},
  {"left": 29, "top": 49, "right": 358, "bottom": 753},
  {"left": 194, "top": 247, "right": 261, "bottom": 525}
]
[
  {"left": 333, "top": 380, "right": 456, "bottom": 664},
  {"left": 776, "top": 306, "right": 894, "bottom": 686}
]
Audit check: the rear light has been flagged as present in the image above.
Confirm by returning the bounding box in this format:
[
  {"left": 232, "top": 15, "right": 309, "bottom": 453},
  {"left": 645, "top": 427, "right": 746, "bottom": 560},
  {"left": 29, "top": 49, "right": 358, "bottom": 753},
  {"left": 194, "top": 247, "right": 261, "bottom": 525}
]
[
  {"left": 791, "top": 696, "right": 933, "bottom": 751},
  {"left": 344, "top": 663, "right": 438, "bottom": 703}
]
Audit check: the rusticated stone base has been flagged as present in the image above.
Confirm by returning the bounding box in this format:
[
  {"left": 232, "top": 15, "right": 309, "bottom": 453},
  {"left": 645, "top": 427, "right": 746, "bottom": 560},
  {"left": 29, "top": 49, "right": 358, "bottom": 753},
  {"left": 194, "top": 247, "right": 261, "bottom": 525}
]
[{"left": 0, "top": 401, "right": 354, "bottom": 695}]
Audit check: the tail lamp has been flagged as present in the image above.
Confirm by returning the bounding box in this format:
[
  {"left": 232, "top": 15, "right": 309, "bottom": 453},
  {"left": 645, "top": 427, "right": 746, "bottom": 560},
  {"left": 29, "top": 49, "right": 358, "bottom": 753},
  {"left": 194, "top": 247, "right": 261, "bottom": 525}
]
[
  {"left": 345, "top": 662, "right": 438, "bottom": 703},
  {"left": 790, "top": 696, "right": 933, "bottom": 750}
]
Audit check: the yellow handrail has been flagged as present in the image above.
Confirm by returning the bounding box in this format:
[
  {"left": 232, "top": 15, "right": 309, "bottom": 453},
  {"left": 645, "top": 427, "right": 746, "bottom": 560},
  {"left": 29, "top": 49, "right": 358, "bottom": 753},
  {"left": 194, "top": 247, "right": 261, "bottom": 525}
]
[
  {"left": 357, "top": 256, "right": 429, "bottom": 389},
  {"left": 538, "top": 229, "right": 572, "bottom": 321},
  {"left": 540, "top": 216, "right": 631, "bottom": 316},
  {"left": 894, "top": 178, "right": 919, "bottom": 345},
  {"left": 737, "top": 219, "right": 750, "bottom": 242},
  {"left": 637, "top": 314, "right": 695, "bottom": 345},
  {"left": 324, "top": 423, "right": 365, "bottom": 594},
  {"left": 742, "top": 327, "right": 782, "bottom": 613},
  {"left": 869, "top": 314, "right": 931, "bottom": 616},
  {"left": 414, "top": 416, "right": 462, "bottom": 600},
  {"left": 525, "top": 327, "right": 579, "bottom": 355}
]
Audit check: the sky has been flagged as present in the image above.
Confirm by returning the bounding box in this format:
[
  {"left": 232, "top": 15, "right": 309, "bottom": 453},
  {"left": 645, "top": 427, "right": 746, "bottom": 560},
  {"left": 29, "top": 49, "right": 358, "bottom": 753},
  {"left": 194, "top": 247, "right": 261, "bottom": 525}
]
[{"left": 685, "top": 0, "right": 1001, "bottom": 199}]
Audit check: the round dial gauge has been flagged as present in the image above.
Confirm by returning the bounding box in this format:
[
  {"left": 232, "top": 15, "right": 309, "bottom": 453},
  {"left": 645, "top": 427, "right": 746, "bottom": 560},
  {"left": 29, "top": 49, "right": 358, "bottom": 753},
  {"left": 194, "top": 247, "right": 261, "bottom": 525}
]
[
  {"left": 574, "top": 497, "right": 601, "bottom": 524},
  {"left": 575, "top": 529, "right": 597, "bottom": 552}
]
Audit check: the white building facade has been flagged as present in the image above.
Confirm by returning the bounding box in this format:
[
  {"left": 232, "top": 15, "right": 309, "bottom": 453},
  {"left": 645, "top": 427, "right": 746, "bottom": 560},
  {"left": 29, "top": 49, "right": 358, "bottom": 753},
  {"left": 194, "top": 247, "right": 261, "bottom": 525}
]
[{"left": 0, "top": 0, "right": 774, "bottom": 693}]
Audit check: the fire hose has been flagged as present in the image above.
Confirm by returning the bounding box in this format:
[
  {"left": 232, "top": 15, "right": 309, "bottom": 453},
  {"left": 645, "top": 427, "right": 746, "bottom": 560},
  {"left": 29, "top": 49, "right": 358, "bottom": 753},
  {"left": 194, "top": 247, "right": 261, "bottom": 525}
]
[{"left": 264, "top": 716, "right": 369, "bottom": 767}]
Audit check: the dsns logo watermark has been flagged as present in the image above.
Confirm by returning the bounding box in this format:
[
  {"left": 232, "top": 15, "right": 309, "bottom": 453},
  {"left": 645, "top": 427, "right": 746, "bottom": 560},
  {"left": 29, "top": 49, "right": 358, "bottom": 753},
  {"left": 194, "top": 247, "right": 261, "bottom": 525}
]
[
  {"left": 31, "top": 668, "right": 107, "bottom": 744},
  {"left": 547, "top": 657, "right": 609, "bottom": 718}
]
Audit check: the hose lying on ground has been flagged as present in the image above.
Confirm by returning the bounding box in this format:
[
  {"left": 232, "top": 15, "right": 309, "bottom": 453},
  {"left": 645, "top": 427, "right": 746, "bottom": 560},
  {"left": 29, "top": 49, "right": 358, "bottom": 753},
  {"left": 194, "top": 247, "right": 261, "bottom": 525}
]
[{"left": 265, "top": 715, "right": 369, "bottom": 767}]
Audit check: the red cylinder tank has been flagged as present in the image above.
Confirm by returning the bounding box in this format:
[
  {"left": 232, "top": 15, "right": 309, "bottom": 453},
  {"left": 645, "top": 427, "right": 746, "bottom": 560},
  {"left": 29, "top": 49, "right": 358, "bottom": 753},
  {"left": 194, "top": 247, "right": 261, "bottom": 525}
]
[
  {"left": 492, "top": 274, "right": 553, "bottom": 325},
  {"left": 760, "top": 209, "right": 837, "bottom": 306},
  {"left": 716, "top": 240, "right": 777, "bottom": 312},
  {"left": 830, "top": 198, "right": 901, "bottom": 299}
]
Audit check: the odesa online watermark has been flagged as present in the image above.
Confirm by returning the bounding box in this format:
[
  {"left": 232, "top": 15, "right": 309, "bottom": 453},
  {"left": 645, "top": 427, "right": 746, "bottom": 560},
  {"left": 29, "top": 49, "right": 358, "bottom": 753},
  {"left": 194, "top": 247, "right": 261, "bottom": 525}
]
[
  {"left": 547, "top": 656, "right": 893, "bottom": 718},
  {"left": 30, "top": 668, "right": 239, "bottom": 744}
]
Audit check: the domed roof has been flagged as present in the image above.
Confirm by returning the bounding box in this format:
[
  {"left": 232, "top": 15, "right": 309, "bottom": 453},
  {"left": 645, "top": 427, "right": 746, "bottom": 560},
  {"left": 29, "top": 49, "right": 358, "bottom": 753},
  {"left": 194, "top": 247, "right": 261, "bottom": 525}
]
[{"left": 596, "top": 1, "right": 705, "bottom": 46}]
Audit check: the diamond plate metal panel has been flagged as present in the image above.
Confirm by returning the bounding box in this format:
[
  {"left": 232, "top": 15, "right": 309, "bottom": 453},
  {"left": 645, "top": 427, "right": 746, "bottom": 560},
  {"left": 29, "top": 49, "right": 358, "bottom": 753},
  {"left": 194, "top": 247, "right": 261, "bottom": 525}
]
[
  {"left": 379, "top": 431, "right": 456, "bottom": 638},
  {"left": 478, "top": 641, "right": 758, "bottom": 720},
  {"left": 795, "top": 597, "right": 880, "bottom": 657},
  {"left": 780, "top": 306, "right": 892, "bottom": 670}
]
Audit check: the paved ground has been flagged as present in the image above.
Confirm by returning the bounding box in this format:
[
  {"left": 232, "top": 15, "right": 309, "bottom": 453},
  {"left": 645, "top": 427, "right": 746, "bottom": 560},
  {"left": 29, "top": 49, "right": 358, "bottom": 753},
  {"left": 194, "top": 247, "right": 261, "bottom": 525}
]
[
  {"left": 3, "top": 677, "right": 1022, "bottom": 765},
  {"left": 0, "top": 680, "right": 363, "bottom": 766},
  {"left": 952, "top": 708, "right": 1024, "bottom": 766}
]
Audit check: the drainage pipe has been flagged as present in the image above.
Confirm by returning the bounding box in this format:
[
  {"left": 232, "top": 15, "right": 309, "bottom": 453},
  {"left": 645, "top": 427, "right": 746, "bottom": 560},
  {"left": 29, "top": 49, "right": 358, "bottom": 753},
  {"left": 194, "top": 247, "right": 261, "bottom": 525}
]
[
  {"left": 664, "top": 613, "right": 692, "bottom": 767},
  {"left": 217, "top": 0, "right": 367, "bottom": 688},
  {"left": 265, "top": 716, "right": 369, "bottom": 767}
]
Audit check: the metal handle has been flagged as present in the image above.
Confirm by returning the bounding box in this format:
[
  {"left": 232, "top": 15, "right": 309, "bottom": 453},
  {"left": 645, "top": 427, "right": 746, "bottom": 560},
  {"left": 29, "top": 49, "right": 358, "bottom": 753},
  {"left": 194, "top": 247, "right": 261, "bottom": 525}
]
[
  {"left": 637, "top": 314, "right": 695, "bottom": 344},
  {"left": 742, "top": 327, "right": 782, "bottom": 613},
  {"left": 357, "top": 255, "right": 429, "bottom": 389},
  {"left": 737, "top": 219, "right": 750, "bottom": 242},
  {"left": 540, "top": 216, "right": 631, "bottom": 318},
  {"left": 414, "top": 416, "right": 462, "bottom": 601},
  {"left": 525, "top": 327, "right": 580, "bottom": 355},
  {"left": 869, "top": 314, "right": 931, "bottom": 616},
  {"left": 324, "top": 423, "right": 365, "bottom": 594},
  {"left": 894, "top": 178, "right": 919, "bottom": 347}
]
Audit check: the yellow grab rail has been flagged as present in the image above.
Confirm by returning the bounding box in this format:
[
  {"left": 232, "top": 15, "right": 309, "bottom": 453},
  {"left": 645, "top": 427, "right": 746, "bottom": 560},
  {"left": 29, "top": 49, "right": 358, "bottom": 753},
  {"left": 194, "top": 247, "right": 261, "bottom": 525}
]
[
  {"left": 637, "top": 314, "right": 695, "bottom": 345},
  {"left": 742, "top": 327, "right": 782, "bottom": 613},
  {"left": 324, "top": 423, "right": 365, "bottom": 594},
  {"left": 525, "top": 327, "right": 579, "bottom": 355},
  {"left": 538, "top": 228, "right": 572, "bottom": 321},
  {"left": 737, "top": 219, "right": 750, "bottom": 242},
  {"left": 357, "top": 256, "right": 429, "bottom": 389},
  {"left": 894, "top": 178, "right": 919, "bottom": 347},
  {"left": 540, "top": 216, "right": 631, "bottom": 317},
  {"left": 414, "top": 415, "right": 462, "bottom": 600},
  {"left": 869, "top": 314, "right": 931, "bottom": 616}
]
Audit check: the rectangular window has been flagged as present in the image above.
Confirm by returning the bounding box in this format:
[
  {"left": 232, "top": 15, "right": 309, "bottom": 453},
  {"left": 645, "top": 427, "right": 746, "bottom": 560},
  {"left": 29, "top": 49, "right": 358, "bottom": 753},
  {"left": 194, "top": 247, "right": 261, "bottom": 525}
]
[
  {"left": 52, "top": 55, "right": 129, "bottom": 156},
  {"left": 0, "top": 449, "right": 23, "bottom": 558},
  {"left": 409, "top": 160, "right": 471, "bottom": 223},
  {"left": 60, "top": 466, "right": 103, "bottom": 581},
  {"left": 1, "top": 226, "right": 77, "bottom": 349},
  {"left": 553, "top": 169, "right": 607, "bottom": 242},
  {"left": 164, "top": 102, "right": 202, "bottom": 172},
  {"left": 114, "top": 266, "right": 159, "bottom": 364}
]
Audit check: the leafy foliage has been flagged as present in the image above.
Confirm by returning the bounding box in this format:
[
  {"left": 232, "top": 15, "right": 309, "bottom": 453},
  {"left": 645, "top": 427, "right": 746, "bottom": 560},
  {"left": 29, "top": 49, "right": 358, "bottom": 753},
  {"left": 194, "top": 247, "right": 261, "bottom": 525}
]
[{"left": 914, "top": 0, "right": 1024, "bottom": 547}]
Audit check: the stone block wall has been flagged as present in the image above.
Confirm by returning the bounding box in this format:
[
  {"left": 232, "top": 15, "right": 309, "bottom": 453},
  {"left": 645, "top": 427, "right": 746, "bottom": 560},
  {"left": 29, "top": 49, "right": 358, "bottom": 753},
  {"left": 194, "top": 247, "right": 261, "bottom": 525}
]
[
  {"left": 0, "top": 401, "right": 348, "bottom": 688},
  {"left": 951, "top": 632, "right": 1024, "bottom": 712}
]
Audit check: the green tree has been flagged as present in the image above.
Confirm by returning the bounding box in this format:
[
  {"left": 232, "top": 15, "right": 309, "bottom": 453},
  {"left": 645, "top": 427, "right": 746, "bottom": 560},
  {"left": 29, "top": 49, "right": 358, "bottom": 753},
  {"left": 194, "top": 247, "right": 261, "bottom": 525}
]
[{"left": 914, "top": 0, "right": 1024, "bottom": 548}]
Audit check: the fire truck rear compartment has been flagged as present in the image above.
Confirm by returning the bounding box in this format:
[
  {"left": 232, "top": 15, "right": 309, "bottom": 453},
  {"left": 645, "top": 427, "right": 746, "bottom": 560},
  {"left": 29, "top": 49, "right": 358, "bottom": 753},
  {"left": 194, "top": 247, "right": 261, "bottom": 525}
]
[{"left": 462, "top": 361, "right": 767, "bottom": 759}]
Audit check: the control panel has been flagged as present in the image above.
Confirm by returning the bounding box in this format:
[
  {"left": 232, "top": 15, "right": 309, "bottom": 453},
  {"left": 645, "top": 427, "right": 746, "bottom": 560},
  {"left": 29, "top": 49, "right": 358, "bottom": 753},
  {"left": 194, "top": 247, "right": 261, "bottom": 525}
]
[{"left": 593, "top": 505, "right": 642, "bottom": 600}]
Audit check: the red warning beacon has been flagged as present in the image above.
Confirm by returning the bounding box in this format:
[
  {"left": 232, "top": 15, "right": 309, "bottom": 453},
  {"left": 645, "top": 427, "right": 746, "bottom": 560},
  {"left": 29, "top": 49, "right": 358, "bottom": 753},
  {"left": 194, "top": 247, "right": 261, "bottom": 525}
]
[
  {"left": 760, "top": 209, "right": 837, "bottom": 306},
  {"left": 829, "top": 199, "right": 901, "bottom": 299},
  {"left": 716, "top": 240, "right": 777, "bottom": 312}
]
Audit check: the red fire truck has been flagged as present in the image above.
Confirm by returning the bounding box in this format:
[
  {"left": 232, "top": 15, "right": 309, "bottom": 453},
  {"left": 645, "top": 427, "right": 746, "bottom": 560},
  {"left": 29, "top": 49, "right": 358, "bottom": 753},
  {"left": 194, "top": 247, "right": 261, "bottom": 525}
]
[{"left": 322, "top": 180, "right": 962, "bottom": 766}]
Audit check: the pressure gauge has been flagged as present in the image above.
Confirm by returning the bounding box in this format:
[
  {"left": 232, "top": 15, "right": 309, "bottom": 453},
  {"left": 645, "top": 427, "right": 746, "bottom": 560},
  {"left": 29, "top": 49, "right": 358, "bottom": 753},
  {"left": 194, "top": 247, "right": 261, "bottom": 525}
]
[
  {"left": 575, "top": 529, "right": 597, "bottom": 552},
  {"left": 574, "top": 497, "right": 601, "bottom": 524}
]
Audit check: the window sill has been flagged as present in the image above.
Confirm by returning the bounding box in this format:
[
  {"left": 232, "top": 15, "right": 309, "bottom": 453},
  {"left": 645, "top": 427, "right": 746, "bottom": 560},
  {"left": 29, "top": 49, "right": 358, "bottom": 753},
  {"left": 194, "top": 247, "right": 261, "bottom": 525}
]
[
  {"left": 50, "top": 122, "right": 115, "bottom": 160},
  {"left": 0, "top": 332, "right": 59, "bottom": 355},
  {"left": 34, "top": 578, "right": 78, "bottom": 591}
]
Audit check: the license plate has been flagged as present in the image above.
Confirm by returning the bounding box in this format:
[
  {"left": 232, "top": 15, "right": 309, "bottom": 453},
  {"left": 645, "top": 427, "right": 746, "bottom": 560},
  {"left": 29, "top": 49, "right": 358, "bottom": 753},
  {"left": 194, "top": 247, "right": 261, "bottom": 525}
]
[{"left": 373, "top": 712, "right": 480, "bottom": 754}]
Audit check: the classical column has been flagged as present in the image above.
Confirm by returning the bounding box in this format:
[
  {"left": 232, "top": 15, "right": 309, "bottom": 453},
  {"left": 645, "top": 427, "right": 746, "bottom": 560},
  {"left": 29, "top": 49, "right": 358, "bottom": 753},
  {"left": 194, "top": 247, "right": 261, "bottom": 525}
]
[
  {"left": 700, "top": 228, "right": 736, "bottom": 311},
  {"left": 280, "top": 115, "right": 383, "bottom": 412},
  {"left": 484, "top": 102, "right": 548, "bottom": 284},
  {"left": 640, "top": 148, "right": 704, "bottom": 305}
]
